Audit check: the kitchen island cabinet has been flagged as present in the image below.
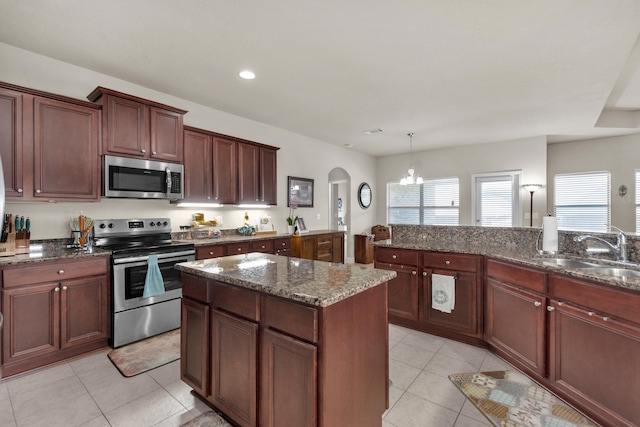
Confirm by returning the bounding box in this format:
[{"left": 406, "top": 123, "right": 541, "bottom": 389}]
[
  {"left": 1, "top": 256, "right": 110, "bottom": 377},
  {"left": 178, "top": 253, "right": 395, "bottom": 427},
  {"left": 0, "top": 82, "right": 101, "bottom": 202}
]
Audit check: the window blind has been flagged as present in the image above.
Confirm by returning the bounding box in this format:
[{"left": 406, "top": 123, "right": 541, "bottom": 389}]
[
  {"left": 388, "top": 177, "right": 459, "bottom": 225},
  {"left": 554, "top": 171, "right": 610, "bottom": 232},
  {"left": 478, "top": 177, "right": 514, "bottom": 227}
]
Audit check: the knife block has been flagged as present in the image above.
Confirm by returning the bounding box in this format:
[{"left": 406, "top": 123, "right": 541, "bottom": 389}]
[
  {"left": 0, "top": 232, "right": 16, "bottom": 257},
  {"left": 15, "top": 231, "right": 30, "bottom": 254}
]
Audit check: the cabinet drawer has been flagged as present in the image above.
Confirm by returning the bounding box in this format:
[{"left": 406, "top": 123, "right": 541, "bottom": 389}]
[
  {"left": 226, "top": 242, "right": 250, "bottom": 255},
  {"left": 424, "top": 252, "right": 479, "bottom": 272},
  {"left": 263, "top": 296, "right": 318, "bottom": 343},
  {"left": 273, "top": 238, "right": 290, "bottom": 250},
  {"left": 212, "top": 281, "right": 260, "bottom": 321},
  {"left": 196, "top": 244, "right": 225, "bottom": 260},
  {"left": 374, "top": 247, "right": 419, "bottom": 266},
  {"left": 182, "top": 274, "right": 212, "bottom": 303},
  {"left": 2, "top": 257, "right": 109, "bottom": 288},
  {"left": 549, "top": 274, "right": 640, "bottom": 326},
  {"left": 250, "top": 239, "right": 274, "bottom": 253},
  {"left": 317, "top": 234, "right": 332, "bottom": 245},
  {"left": 486, "top": 259, "right": 546, "bottom": 294}
]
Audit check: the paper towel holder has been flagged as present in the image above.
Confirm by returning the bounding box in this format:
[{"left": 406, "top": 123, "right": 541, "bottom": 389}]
[{"left": 536, "top": 214, "right": 558, "bottom": 255}]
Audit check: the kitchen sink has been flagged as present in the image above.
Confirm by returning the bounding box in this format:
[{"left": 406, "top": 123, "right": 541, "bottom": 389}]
[
  {"left": 580, "top": 267, "right": 640, "bottom": 279},
  {"left": 537, "top": 258, "right": 600, "bottom": 269}
]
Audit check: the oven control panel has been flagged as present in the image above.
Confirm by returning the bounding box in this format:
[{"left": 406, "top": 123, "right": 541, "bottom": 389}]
[{"left": 94, "top": 218, "right": 172, "bottom": 237}]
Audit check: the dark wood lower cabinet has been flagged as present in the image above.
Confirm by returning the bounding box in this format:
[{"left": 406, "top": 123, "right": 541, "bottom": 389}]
[
  {"left": 181, "top": 273, "right": 388, "bottom": 427},
  {"left": 260, "top": 328, "right": 317, "bottom": 427},
  {"left": 383, "top": 264, "right": 419, "bottom": 320},
  {"left": 211, "top": 309, "right": 258, "bottom": 427},
  {"left": 290, "top": 231, "right": 345, "bottom": 263}
]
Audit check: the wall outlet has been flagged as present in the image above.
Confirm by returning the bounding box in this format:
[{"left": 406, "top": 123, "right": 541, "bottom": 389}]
[{"left": 316, "top": 213, "right": 321, "bottom": 220}]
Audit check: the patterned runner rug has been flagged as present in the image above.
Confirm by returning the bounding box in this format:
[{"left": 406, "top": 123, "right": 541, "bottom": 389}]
[
  {"left": 108, "top": 329, "right": 180, "bottom": 377},
  {"left": 449, "top": 370, "right": 600, "bottom": 427}
]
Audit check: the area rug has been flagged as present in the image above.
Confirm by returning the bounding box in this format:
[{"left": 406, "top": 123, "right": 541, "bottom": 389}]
[
  {"left": 108, "top": 329, "right": 180, "bottom": 377},
  {"left": 449, "top": 370, "right": 599, "bottom": 427},
  {"left": 180, "top": 411, "right": 231, "bottom": 427}
]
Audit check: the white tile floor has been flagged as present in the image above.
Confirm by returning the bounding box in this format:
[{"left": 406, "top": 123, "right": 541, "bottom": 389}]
[{"left": 0, "top": 324, "right": 508, "bottom": 427}]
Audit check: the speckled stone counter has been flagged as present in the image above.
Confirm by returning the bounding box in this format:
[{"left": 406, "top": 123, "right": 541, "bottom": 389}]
[
  {"left": 176, "top": 252, "right": 396, "bottom": 306},
  {"left": 376, "top": 224, "right": 640, "bottom": 292},
  {"left": 173, "top": 232, "right": 292, "bottom": 246},
  {"left": 0, "top": 240, "right": 111, "bottom": 266}
]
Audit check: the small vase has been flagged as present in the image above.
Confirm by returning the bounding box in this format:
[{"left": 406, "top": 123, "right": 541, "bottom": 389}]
[{"left": 287, "top": 225, "right": 296, "bottom": 234}]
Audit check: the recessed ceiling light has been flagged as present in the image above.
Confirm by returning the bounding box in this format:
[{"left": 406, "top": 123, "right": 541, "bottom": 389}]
[
  {"left": 239, "top": 70, "right": 255, "bottom": 80},
  {"left": 363, "top": 128, "right": 383, "bottom": 134}
]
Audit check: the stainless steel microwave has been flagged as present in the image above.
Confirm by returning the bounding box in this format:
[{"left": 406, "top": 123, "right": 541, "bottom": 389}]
[{"left": 104, "top": 155, "right": 184, "bottom": 200}]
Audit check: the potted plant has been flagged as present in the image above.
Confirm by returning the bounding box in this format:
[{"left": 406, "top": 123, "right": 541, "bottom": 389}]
[{"left": 287, "top": 204, "right": 298, "bottom": 234}]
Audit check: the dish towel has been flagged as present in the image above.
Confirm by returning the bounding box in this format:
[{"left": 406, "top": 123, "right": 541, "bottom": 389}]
[
  {"left": 142, "top": 254, "right": 165, "bottom": 298},
  {"left": 432, "top": 273, "right": 455, "bottom": 313}
]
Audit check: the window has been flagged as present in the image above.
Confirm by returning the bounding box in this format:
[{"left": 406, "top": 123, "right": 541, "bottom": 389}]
[
  {"left": 387, "top": 177, "right": 459, "bottom": 225},
  {"left": 554, "top": 171, "right": 610, "bottom": 232},
  {"left": 472, "top": 172, "right": 521, "bottom": 227}
]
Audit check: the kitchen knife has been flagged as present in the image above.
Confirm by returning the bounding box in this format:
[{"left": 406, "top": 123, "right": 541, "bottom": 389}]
[{"left": 19, "top": 216, "right": 24, "bottom": 232}]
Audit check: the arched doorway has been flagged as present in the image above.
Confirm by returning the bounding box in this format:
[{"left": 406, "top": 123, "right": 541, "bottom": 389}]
[{"left": 328, "top": 167, "right": 351, "bottom": 261}]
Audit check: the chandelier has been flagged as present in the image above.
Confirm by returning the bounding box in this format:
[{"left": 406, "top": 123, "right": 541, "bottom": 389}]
[{"left": 400, "top": 132, "right": 423, "bottom": 185}]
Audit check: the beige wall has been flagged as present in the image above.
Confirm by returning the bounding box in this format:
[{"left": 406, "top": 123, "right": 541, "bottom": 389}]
[
  {"left": 376, "top": 136, "right": 548, "bottom": 227},
  {"left": 548, "top": 134, "right": 640, "bottom": 233}
]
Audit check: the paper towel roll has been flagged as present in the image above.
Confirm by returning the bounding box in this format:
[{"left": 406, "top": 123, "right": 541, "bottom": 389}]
[{"left": 542, "top": 216, "right": 558, "bottom": 253}]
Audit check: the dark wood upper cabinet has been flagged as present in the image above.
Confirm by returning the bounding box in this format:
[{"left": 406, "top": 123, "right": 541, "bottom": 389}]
[
  {"left": 87, "top": 87, "right": 186, "bottom": 163},
  {"left": 183, "top": 126, "right": 278, "bottom": 205},
  {"left": 0, "top": 82, "right": 101, "bottom": 202}
]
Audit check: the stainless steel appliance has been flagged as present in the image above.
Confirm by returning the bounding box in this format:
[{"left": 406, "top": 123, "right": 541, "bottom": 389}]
[
  {"left": 104, "top": 155, "right": 184, "bottom": 199},
  {"left": 93, "top": 218, "right": 195, "bottom": 348}
]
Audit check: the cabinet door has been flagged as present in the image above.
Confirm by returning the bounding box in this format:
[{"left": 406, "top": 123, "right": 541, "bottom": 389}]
[
  {"left": 331, "top": 233, "right": 344, "bottom": 263},
  {"left": 549, "top": 300, "right": 640, "bottom": 427},
  {"left": 211, "top": 309, "right": 258, "bottom": 427},
  {"left": 376, "top": 262, "right": 419, "bottom": 321},
  {"left": 181, "top": 297, "right": 210, "bottom": 397},
  {"left": 60, "top": 275, "right": 109, "bottom": 349},
  {"left": 422, "top": 270, "right": 479, "bottom": 336},
  {"left": 485, "top": 278, "right": 546, "bottom": 376},
  {"left": 150, "top": 106, "right": 183, "bottom": 162},
  {"left": 237, "top": 142, "right": 260, "bottom": 203},
  {"left": 0, "top": 87, "right": 24, "bottom": 198},
  {"left": 2, "top": 283, "right": 60, "bottom": 364},
  {"left": 212, "top": 137, "right": 237, "bottom": 204},
  {"left": 260, "top": 328, "right": 317, "bottom": 427},
  {"left": 183, "top": 130, "right": 212, "bottom": 201},
  {"left": 104, "top": 94, "right": 148, "bottom": 157},
  {"left": 260, "top": 147, "right": 277, "bottom": 205},
  {"left": 33, "top": 97, "right": 100, "bottom": 200}
]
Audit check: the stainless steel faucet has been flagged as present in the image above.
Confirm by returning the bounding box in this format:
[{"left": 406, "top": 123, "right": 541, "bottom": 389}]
[{"left": 573, "top": 226, "right": 628, "bottom": 262}]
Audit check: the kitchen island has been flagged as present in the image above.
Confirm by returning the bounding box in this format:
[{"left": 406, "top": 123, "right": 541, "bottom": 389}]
[{"left": 176, "top": 253, "right": 396, "bottom": 427}]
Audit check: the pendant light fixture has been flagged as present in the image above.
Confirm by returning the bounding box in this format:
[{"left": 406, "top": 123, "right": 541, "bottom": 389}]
[{"left": 400, "top": 132, "right": 423, "bottom": 185}]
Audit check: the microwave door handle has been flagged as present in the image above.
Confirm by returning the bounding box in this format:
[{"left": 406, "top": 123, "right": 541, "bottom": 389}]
[{"left": 165, "top": 168, "right": 172, "bottom": 196}]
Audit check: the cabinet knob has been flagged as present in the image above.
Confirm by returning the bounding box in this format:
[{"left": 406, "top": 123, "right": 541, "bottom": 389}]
[
  {"left": 588, "top": 311, "right": 595, "bottom": 316},
  {"left": 392, "top": 254, "right": 397, "bottom": 259},
  {"left": 237, "top": 248, "right": 242, "bottom": 251},
  {"left": 209, "top": 251, "right": 214, "bottom": 255},
  {"left": 603, "top": 316, "right": 610, "bottom": 322},
  {"left": 62, "top": 285, "right": 68, "bottom": 291},
  {"left": 423, "top": 271, "right": 427, "bottom": 276},
  {"left": 17, "top": 188, "right": 23, "bottom": 193},
  {"left": 58, "top": 269, "right": 65, "bottom": 275},
  {"left": 261, "top": 245, "right": 265, "bottom": 249},
  {"left": 547, "top": 306, "right": 555, "bottom": 311},
  {"left": 557, "top": 301, "right": 565, "bottom": 306},
  {"left": 445, "top": 260, "right": 451, "bottom": 265},
  {"left": 141, "top": 149, "right": 146, "bottom": 153},
  {"left": 36, "top": 189, "right": 41, "bottom": 193},
  {"left": 54, "top": 287, "right": 60, "bottom": 292},
  {"left": 412, "top": 271, "right": 417, "bottom": 275},
  {"left": 152, "top": 151, "right": 157, "bottom": 155},
  {"left": 534, "top": 301, "right": 542, "bottom": 307}
]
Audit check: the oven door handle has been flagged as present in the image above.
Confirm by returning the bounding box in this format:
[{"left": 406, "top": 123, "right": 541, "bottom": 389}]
[{"left": 113, "top": 250, "right": 195, "bottom": 265}]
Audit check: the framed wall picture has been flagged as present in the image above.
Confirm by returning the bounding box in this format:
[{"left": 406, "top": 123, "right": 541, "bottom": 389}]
[
  {"left": 288, "top": 176, "right": 314, "bottom": 207},
  {"left": 296, "top": 217, "right": 309, "bottom": 234}
]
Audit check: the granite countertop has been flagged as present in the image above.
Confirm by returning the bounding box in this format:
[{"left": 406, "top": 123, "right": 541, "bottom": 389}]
[
  {"left": 176, "top": 229, "right": 343, "bottom": 246},
  {"left": 0, "top": 241, "right": 111, "bottom": 266},
  {"left": 176, "top": 252, "right": 396, "bottom": 307},
  {"left": 374, "top": 239, "right": 640, "bottom": 292}
]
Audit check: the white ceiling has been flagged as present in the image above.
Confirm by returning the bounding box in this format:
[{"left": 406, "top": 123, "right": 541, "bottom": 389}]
[{"left": 1, "top": 0, "right": 640, "bottom": 157}]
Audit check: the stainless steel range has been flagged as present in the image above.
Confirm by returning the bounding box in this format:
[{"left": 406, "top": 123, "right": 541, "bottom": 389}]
[{"left": 93, "top": 218, "right": 195, "bottom": 348}]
